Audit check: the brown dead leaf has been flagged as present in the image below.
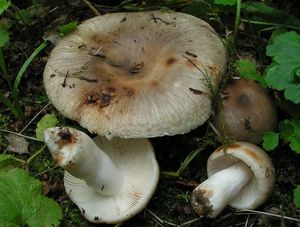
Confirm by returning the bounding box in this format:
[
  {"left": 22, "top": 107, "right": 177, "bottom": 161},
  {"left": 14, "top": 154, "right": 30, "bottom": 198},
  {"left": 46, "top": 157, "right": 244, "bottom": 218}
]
[{"left": 4, "top": 134, "right": 29, "bottom": 154}]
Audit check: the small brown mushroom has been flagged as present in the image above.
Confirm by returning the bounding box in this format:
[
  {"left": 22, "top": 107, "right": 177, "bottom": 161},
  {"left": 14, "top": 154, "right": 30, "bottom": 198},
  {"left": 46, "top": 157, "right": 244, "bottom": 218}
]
[{"left": 213, "top": 78, "right": 277, "bottom": 144}]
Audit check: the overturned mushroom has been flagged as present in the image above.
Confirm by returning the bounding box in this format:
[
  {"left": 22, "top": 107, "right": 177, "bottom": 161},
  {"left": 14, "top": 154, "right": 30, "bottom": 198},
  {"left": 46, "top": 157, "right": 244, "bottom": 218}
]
[
  {"left": 192, "top": 142, "right": 275, "bottom": 218},
  {"left": 43, "top": 11, "right": 226, "bottom": 138},
  {"left": 44, "top": 127, "right": 159, "bottom": 224},
  {"left": 213, "top": 78, "right": 277, "bottom": 144}
]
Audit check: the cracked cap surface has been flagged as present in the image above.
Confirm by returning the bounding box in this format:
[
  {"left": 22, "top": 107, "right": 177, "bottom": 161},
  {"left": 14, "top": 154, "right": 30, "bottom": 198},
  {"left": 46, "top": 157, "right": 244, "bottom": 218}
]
[{"left": 44, "top": 11, "right": 226, "bottom": 138}]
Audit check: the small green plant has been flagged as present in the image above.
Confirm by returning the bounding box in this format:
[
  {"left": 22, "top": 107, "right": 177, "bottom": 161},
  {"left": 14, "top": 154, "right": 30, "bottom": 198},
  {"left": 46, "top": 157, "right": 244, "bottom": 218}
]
[
  {"left": 242, "top": 2, "right": 300, "bottom": 30},
  {"left": 58, "top": 21, "right": 78, "bottom": 36},
  {"left": 0, "top": 168, "right": 62, "bottom": 226},
  {"left": 213, "top": 0, "right": 242, "bottom": 40},
  {"left": 262, "top": 132, "right": 279, "bottom": 151},
  {"left": 0, "top": 39, "right": 47, "bottom": 119},
  {"left": 0, "top": 0, "right": 10, "bottom": 15},
  {"left": 262, "top": 118, "right": 300, "bottom": 154},
  {"left": 294, "top": 186, "right": 300, "bottom": 209},
  {"left": 265, "top": 31, "right": 300, "bottom": 104},
  {"left": 0, "top": 113, "right": 61, "bottom": 226},
  {"left": 235, "top": 59, "right": 267, "bottom": 87},
  {"left": 0, "top": 1, "right": 47, "bottom": 119},
  {"left": 35, "top": 114, "right": 59, "bottom": 141}
]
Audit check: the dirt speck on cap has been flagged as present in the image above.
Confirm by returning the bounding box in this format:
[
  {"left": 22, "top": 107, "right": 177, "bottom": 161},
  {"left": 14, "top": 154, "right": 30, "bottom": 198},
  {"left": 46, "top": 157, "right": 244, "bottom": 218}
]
[{"left": 166, "top": 57, "right": 177, "bottom": 66}]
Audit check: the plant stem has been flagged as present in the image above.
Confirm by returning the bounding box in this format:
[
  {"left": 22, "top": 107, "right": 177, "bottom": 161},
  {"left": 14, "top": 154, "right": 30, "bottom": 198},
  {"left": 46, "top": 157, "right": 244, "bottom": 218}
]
[
  {"left": 12, "top": 41, "right": 47, "bottom": 120},
  {"left": 161, "top": 147, "right": 204, "bottom": 177},
  {"left": 0, "top": 48, "right": 12, "bottom": 89},
  {"left": 0, "top": 129, "right": 42, "bottom": 142},
  {"left": 81, "top": 0, "right": 101, "bottom": 16},
  {"left": 0, "top": 93, "right": 20, "bottom": 119},
  {"left": 11, "top": 156, "right": 26, "bottom": 164},
  {"left": 19, "top": 102, "right": 50, "bottom": 133},
  {"left": 233, "top": 0, "right": 242, "bottom": 41},
  {"left": 25, "top": 145, "right": 46, "bottom": 167},
  {"left": 240, "top": 19, "right": 300, "bottom": 30},
  {"left": 34, "top": 166, "right": 58, "bottom": 177}
]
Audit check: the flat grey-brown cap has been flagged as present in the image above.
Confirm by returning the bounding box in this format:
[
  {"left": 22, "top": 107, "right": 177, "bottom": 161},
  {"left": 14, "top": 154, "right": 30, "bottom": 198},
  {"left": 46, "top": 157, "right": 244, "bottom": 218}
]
[{"left": 43, "top": 11, "right": 226, "bottom": 138}]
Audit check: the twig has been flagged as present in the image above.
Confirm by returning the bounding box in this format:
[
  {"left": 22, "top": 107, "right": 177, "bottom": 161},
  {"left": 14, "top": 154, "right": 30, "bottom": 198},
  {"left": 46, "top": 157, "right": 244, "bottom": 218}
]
[
  {"left": 180, "top": 218, "right": 201, "bottom": 226},
  {"left": 146, "top": 209, "right": 177, "bottom": 226},
  {"left": 208, "top": 121, "right": 222, "bottom": 139},
  {"left": 81, "top": 0, "right": 101, "bottom": 16},
  {"left": 34, "top": 166, "right": 58, "bottom": 177},
  {"left": 237, "top": 209, "right": 300, "bottom": 222},
  {"left": 11, "top": 156, "right": 26, "bottom": 164},
  {"left": 0, "top": 129, "right": 41, "bottom": 142},
  {"left": 244, "top": 214, "right": 250, "bottom": 227},
  {"left": 19, "top": 102, "right": 51, "bottom": 133},
  {"left": 26, "top": 145, "right": 46, "bottom": 166},
  {"left": 145, "top": 209, "right": 164, "bottom": 226}
]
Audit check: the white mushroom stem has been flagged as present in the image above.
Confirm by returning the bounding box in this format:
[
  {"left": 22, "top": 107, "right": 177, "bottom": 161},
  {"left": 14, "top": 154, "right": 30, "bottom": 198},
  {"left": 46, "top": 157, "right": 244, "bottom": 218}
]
[
  {"left": 44, "top": 128, "right": 124, "bottom": 196},
  {"left": 192, "top": 161, "right": 253, "bottom": 217}
]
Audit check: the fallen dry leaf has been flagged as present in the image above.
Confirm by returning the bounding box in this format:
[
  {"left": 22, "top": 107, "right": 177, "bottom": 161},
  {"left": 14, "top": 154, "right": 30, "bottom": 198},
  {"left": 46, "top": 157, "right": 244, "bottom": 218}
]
[{"left": 4, "top": 134, "right": 29, "bottom": 154}]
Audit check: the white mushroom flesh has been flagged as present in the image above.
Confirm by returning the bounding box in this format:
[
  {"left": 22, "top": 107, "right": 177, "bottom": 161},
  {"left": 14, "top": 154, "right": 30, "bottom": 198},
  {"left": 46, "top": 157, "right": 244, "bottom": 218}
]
[
  {"left": 44, "top": 127, "right": 124, "bottom": 196},
  {"left": 192, "top": 161, "right": 253, "bottom": 217},
  {"left": 192, "top": 142, "right": 275, "bottom": 218},
  {"left": 44, "top": 127, "right": 159, "bottom": 223}
]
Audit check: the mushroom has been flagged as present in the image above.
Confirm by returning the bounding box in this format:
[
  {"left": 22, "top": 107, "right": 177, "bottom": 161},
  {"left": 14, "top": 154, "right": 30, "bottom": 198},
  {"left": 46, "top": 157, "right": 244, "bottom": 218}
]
[
  {"left": 44, "top": 127, "right": 159, "bottom": 224},
  {"left": 213, "top": 78, "right": 277, "bottom": 144},
  {"left": 191, "top": 142, "right": 275, "bottom": 218},
  {"left": 43, "top": 11, "right": 226, "bottom": 138}
]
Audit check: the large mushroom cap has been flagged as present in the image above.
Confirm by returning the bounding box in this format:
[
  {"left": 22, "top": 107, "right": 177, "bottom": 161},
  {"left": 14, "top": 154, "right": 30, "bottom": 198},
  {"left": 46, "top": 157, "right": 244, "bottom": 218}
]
[
  {"left": 44, "top": 11, "right": 226, "bottom": 138},
  {"left": 62, "top": 135, "right": 159, "bottom": 223}
]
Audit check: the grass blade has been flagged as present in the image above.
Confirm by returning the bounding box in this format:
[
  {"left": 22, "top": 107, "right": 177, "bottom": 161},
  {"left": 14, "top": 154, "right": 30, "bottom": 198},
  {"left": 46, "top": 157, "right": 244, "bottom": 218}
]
[
  {"left": 176, "top": 147, "right": 203, "bottom": 176},
  {"left": 161, "top": 147, "right": 204, "bottom": 177},
  {"left": 12, "top": 41, "right": 47, "bottom": 96},
  {"left": 0, "top": 48, "right": 12, "bottom": 89},
  {"left": 10, "top": 41, "right": 47, "bottom": 119},
  {"left": 0, "top": 93, "right": 20, "bottom": 119}
]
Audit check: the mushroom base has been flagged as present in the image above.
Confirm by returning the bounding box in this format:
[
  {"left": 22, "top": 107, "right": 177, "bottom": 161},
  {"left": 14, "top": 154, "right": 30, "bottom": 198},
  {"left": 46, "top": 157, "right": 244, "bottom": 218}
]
[{"left": 192, "top": 161, "right": 253, "bottom": 218}]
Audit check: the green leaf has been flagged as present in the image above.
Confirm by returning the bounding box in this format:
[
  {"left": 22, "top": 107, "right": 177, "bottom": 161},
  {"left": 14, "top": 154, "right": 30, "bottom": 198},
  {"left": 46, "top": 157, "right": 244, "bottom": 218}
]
[
  {"left": 265, "top": 31, "right": 300, "bottom": 104},
  {"left": 15, "top": 9, "right": 31, "bottom": 25},
  {"left": 294, "top": 185, "right": 300, "bottom": 208},
  {"left": 0, "top": 92, "right": 20, "bottom": 119},
  {"left": 58, "top": 21, "right": 78, "bottom": 36},
  {"left": 243, "top": 2, "right": 300, "bottom": 29},
  {"left": 0, "top": 26, "right": 9, "bottom": 47},
  {"left": 36, "top": 114, "right": 58, "bottom": 141},
  {"left": 0, "top": 0, "right": 10, "bottom": 15},
  {"left": 262, "top": 132, "right": 279, "bottom": 151},
  {"left": 214, "top": 0, "right": 236, "bottom": 6},
  {"left": 182, "top": 3, "right": 210, "bottom": 17},
  {"left": 0, "top": 168, "right": 62, "bottom": 226},
  {"left": 13, "top": 41, "right": 47, "bottom": 97},
  {"left": 0, "top": 154, "right": 12, "bottom": 162},
  {"left": 235, "top": 59, "right": 267, "bottom": 87},
  {"left": 278, "top": 118, "right": 300, "bottom": 154}
]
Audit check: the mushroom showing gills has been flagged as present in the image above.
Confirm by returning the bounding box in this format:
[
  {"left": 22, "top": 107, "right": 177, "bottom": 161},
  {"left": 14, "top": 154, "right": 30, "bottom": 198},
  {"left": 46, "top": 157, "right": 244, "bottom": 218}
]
[
  {"left": 192, "top": 142, "right": 275, "bottom": 218},
  {"left": 213, "top": 78, "right": 277, "bottom": 144},
  {"left": 44, "top": 127, "right": 159, "bottom": 224},
  {"left": 43, "top": 11, "right": 226, "bottom": 138}
]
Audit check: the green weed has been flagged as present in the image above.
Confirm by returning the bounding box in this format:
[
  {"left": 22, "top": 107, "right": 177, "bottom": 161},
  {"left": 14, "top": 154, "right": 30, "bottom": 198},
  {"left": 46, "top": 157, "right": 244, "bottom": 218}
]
[{"left": 0, "top": 1, "right": 47, "bottom": 119}]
